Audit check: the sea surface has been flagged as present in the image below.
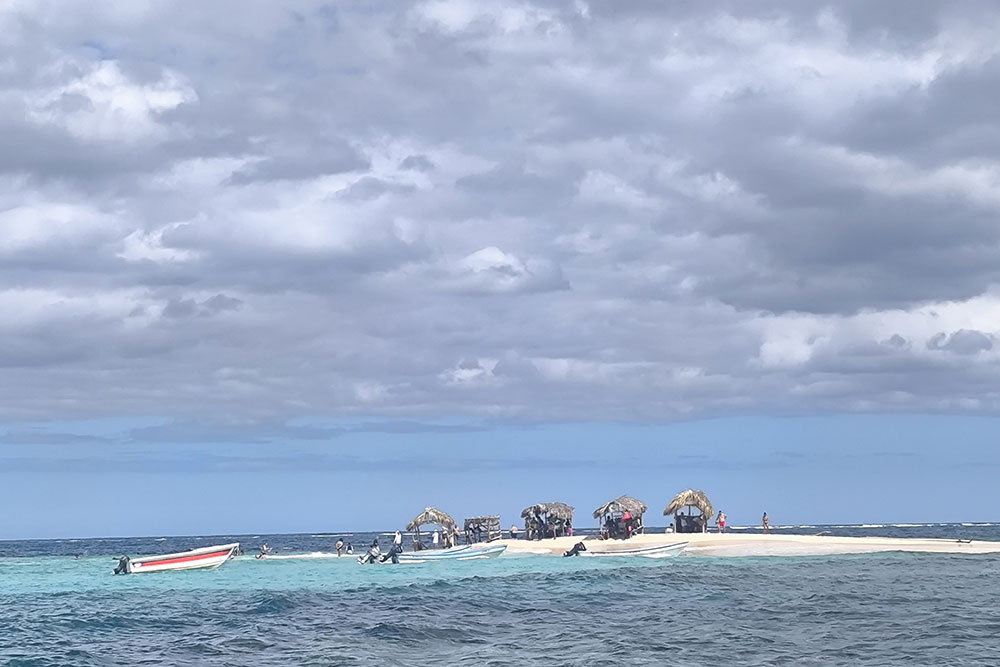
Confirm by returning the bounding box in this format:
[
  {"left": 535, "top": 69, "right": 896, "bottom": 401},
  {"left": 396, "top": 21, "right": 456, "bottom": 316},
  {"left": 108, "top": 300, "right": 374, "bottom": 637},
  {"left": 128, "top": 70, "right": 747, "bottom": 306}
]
[{"left": 2, "top": 524, "right": 999, "bottom": 666}]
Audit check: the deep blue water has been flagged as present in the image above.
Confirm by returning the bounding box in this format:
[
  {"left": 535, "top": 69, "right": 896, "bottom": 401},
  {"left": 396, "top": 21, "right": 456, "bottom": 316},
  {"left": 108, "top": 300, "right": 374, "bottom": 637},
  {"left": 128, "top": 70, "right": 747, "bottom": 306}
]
[{"left": 2, "top": 524, "right": 999, "bottom": 666}]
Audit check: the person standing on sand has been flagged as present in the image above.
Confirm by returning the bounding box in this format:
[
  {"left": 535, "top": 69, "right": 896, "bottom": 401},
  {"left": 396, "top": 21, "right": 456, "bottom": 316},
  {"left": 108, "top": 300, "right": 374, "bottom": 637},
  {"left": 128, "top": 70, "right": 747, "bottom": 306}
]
[
  {"left": 336, "top": 538, "right": 344, "bottom": 556},
  {"left": 510, "top": 524, "right": 518, "bottom": 539},
  {"left": 762, "top": 513, "right": 770, "bottom": 534},
  {"left": 717, "top": 511, "right": 727, "bottom": 533}
]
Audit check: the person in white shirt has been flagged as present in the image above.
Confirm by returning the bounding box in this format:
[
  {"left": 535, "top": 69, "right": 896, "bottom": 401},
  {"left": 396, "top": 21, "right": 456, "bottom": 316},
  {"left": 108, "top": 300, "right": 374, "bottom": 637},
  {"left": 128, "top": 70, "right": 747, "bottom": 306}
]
[{"left": 432, "top": 530, "right": 440, "bottom": 548}]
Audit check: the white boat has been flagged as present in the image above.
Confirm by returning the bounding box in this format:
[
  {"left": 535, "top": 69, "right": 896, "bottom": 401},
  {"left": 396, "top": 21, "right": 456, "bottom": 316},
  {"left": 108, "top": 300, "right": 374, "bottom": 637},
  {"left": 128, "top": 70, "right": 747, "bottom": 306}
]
[
  {"left": 579, "top": 541, "right": 688, "bottom": 559},
  {"left": 113, "top": 543, "right": 240, "bottom": 574},
  {"left": 396, "top": 544, "right": 506, "bottom": 563}
]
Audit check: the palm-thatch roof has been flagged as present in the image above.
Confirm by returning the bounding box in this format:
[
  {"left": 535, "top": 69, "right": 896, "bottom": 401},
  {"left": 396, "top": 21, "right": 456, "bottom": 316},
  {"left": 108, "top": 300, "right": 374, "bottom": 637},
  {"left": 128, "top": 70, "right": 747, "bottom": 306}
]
[
  {"left": 406, "top": 507, "right": 456, "bottom": 532},
  {"left": 463, "top": 515, "right": 500, "bottom": 530},
  {"left": 663, "top": 489, "right": 714, "bottom": 518},
  {"left": 592, "top": 495, "right": 648, "bottom": 519},
  {"left": 520, "top": 502, "right": 575, "bottom": 520}
]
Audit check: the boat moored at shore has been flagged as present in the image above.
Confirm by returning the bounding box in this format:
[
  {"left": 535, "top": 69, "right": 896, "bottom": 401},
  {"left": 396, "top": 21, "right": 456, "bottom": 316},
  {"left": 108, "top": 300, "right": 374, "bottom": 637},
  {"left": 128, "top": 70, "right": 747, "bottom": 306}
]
[
  {"left": 357, "top": 543, "right": 507, "bottom": 564},
  {"left": 397, "top": 544, "right": 506, "bottom": 563},
  {"left": 579, "top": 541, "right": 688, "bottom": 559}
]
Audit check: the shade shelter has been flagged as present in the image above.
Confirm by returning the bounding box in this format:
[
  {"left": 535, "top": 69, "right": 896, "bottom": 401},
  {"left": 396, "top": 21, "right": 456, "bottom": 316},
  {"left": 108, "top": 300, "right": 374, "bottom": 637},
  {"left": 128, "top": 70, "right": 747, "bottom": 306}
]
[
  {"left": 464, "top": 515, "right": 502, "bottom": 543},
  {"left": 593, "top": 495, "right": 647, "bottom": 540},
  {"left": 663, "top": 489, "right": 714, "bottom": 534},
  {"left": 406, "top": 507, "right": 457, "bottom": 549},
  {"left": 520, "top": 502, "right": 574, "bottom": 540}
]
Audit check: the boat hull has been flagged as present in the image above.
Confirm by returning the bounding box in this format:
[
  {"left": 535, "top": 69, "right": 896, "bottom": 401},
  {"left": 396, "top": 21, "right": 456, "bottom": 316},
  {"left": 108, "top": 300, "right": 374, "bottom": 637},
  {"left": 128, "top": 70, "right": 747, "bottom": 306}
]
[
  {"left": 579, "top": 541, "right": 688, "bottom": 559},
  {"left": 394, "top": 544, "right": 506, "bottom": 563},
  {"left": 124, "top": 543, "right": 240, "bottom": 574}
]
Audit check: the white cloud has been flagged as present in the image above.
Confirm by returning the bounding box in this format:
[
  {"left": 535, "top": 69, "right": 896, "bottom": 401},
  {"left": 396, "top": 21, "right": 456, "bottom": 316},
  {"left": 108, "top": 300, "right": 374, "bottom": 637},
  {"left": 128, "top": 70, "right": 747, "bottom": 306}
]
[
  {"left": 440, "top": 358, "right": 499, "bottom": 386},
  {"left": 577, "top": 170, "right": 658, "bottom": 210},
  {"left": 440, "top": 246, "right": 567, "bottom": 294},
  {"left": 415, "top": 0, "right": 559, "bottom": 35},
  {"left": 27, "top": 60, "right": 196, "bottom": 142},
  {"left": 3, "top": 1, "right": 1000, "bottom": 421},
  {"left": 0, "top": 202, "right": 117, "bottom": 254},
  {"left": 118, "top": 224, "right": 198, "bottom": 263}
]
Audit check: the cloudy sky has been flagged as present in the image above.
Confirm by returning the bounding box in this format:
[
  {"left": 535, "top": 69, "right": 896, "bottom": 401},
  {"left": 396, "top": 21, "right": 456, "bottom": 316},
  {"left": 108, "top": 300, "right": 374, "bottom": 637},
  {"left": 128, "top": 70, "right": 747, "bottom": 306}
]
[{"left": 3, "top": 1, "right": 1000, "bottom": 537}]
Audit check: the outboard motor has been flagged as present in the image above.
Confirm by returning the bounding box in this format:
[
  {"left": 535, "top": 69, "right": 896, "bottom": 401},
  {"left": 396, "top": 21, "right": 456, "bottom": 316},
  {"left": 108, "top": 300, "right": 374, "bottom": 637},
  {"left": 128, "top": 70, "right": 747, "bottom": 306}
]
[
  {"left": 563, "top": 542, "right": 587, "bottom": 557},
  {"left": 113, "top": 556, "right": 131, "bottom": 575},
  {"left": 358, "top": 542, "right": 381, "bottom": 565},
  {"left": 380, "top": 544, "right": 402, "bottom": 564}
]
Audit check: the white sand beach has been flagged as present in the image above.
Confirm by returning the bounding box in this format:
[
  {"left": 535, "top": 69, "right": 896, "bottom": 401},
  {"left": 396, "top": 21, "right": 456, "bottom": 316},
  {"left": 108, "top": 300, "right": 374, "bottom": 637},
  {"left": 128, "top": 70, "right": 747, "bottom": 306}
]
[{"left": 495, "top": 532, "right": 1000, "bottom": 557}]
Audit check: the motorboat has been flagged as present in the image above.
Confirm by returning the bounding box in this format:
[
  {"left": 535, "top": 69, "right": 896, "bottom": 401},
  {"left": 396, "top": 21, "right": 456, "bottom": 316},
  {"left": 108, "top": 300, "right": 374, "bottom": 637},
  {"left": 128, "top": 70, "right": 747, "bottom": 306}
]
[
  {"left": 357, "top": 543, "right": 506, "bottom": 564},
  {"left": 579, "top": 541, "right": 687, "bottom": 559},
  {"left": 113, "top": 543, "right": 240, "bottom": 574},
  {"left": 396, "top": 543, "right": 506, "bottom": 563}
]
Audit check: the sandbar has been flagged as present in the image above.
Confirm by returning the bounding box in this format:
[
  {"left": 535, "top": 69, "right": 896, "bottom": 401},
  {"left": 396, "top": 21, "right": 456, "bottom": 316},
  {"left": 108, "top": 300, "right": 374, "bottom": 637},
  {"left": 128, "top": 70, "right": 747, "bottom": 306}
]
[{"left": 493, "top": 532, "right": 1000, "bottom": 557}]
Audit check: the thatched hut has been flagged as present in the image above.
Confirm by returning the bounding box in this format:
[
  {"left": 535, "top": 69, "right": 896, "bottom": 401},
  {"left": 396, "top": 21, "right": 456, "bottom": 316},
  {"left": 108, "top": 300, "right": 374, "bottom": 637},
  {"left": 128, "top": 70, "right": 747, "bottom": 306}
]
[
  {"left": 663, "top": 489, "right": 714, "bottom": 534},
  {"left": 406, "top": 507, "right": 457, "bottom": 549},
  {"left": 593, "top": 495, "right": 647, "bottom": 540},
  {"left": 520, "top": 502, "right": 574, "bottom": 540},
  {"left": 464, "top": 515, "right": 502, "bottom": 543}
]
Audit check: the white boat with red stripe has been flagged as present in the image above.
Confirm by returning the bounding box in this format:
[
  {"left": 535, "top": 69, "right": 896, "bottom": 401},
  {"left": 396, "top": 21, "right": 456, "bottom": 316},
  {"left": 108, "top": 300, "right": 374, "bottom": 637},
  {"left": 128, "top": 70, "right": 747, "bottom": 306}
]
[{"left": 113, "top": 543, "right": 240, "bottom": 574}]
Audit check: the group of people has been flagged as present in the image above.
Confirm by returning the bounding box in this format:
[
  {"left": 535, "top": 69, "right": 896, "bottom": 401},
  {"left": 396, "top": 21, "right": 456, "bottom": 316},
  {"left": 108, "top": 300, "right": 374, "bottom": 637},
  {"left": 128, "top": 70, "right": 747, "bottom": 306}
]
[
  {"left": 358, "top": 530, "right": 405, "bottom": 564},
  {"left": 599, "top": 511, "right": 642, "bottom": 540},
  {"left": 523, "top": 516, "right": 573, "bottom": 540},
  {"left": 413, "top": 525, "right": 461, "bottom": 551},
  {"left": 259, "top": 511, "right": 774, "bottom": 561},
  {"left": 343, "top": 526, "right": 483, "bottom": 557},
  {"left": 711, "top": 511, "right": 771, "bottom": 533}
]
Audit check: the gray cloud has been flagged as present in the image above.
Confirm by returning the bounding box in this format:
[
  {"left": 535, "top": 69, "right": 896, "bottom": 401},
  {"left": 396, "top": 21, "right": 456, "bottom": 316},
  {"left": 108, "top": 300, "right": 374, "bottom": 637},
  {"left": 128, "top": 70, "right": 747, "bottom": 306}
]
[
  {"left": 399, "top": 154, "right": 435, "bottom": 172},
  {"left": 927, "top": 329, "right": 995, "bottom": 355},
  {"left": 3, "top": 1, "right": 1000, "bottom": 423}
]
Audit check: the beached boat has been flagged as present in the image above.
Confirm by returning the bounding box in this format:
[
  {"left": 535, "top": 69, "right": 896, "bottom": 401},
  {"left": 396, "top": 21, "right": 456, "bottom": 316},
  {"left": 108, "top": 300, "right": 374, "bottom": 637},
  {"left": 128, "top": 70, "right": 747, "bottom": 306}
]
[
  {"left": 113, "top": 543, "right": 240, "bottom": 574},
  {"left": 579, "top": 541, "right": 687, "bottom": 559},
  {"left": 396, "top": 544, "right": 506, "bottom": 563}
]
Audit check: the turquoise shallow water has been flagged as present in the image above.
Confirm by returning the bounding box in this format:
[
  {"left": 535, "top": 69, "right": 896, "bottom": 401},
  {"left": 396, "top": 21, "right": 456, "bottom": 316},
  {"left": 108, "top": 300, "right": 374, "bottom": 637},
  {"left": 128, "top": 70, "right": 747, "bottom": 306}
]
[{"left": 2, "top": 526, "right": 1000, "bottom": 666}]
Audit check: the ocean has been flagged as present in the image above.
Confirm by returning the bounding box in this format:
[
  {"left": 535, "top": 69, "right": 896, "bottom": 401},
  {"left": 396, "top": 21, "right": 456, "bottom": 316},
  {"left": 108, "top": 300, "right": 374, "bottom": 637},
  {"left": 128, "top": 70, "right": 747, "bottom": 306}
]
[{"left": 2, "top": 524, "right": 998, "bottom": 666}]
